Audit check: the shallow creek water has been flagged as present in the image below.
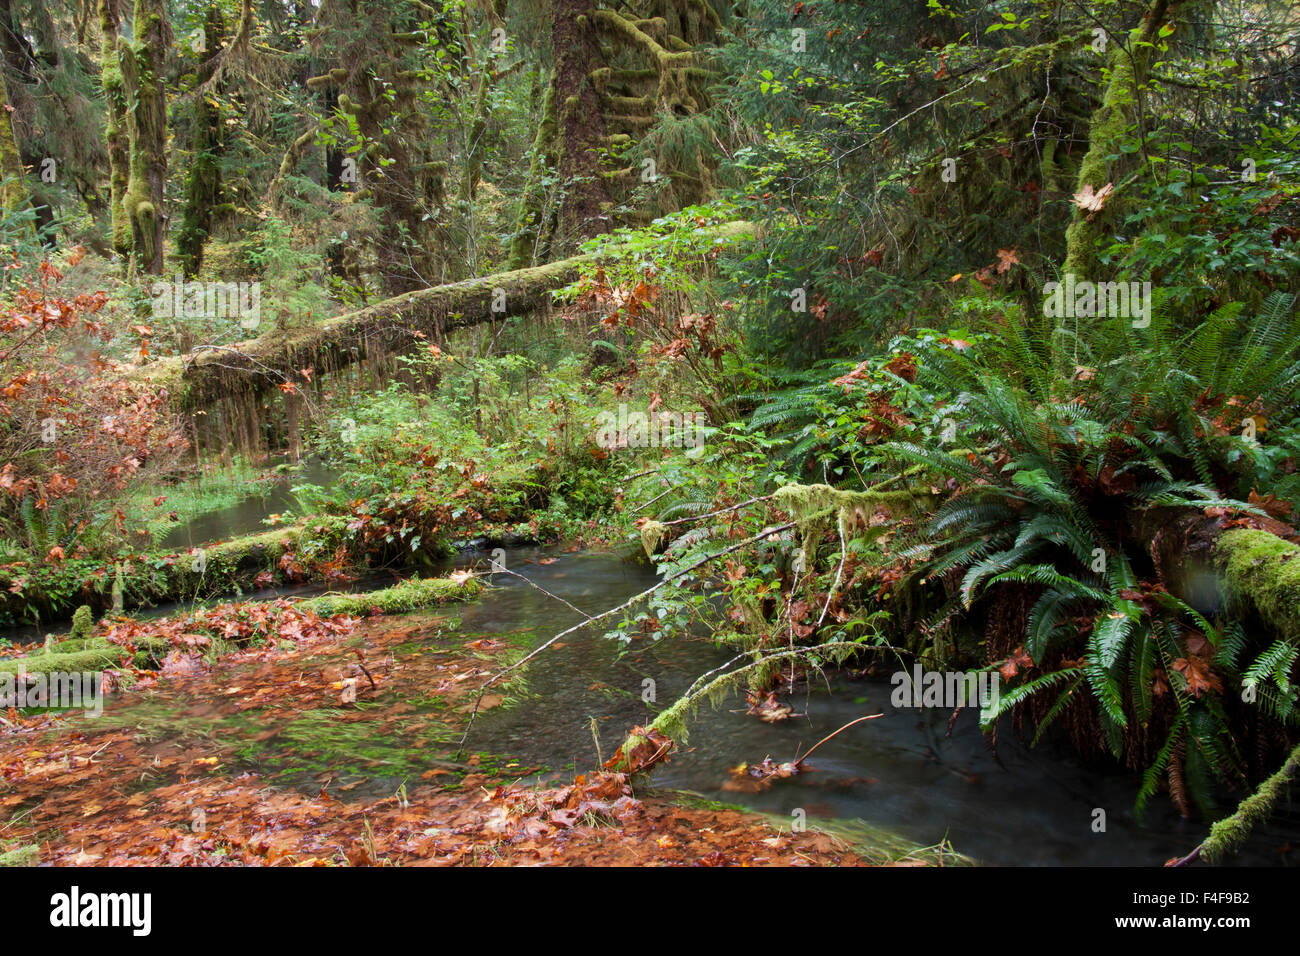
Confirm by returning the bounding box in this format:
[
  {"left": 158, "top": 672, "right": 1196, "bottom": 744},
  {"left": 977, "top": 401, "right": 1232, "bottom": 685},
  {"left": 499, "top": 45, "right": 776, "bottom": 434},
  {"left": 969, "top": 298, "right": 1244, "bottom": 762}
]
[
  {"left": 442, "top": 548, "right": 1300, "bottom": 866},
  {"left": 11, "top": 545, "right": 1298, "bottom": 866}
]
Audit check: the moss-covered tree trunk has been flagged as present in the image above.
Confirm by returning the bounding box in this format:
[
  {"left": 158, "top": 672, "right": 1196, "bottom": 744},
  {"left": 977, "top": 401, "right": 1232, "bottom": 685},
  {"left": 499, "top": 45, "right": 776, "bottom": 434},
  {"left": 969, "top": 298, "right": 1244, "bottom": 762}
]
[
  {"left": 97, "top": 0, "right": 131, "bottom": 259},
  {"left": 306, "top": 6, "right": 448, "bottom": 293},
  {"left": 120, "top": 0, "right": 170, "bottom": 276},
  {"left": 1062, "top": 0, "right": 1187, "bottom": 278},
  {"left": 507, "top": 77, "right": 558, "bottom": 268},
  {"left": 176, "top": 3, "right": 227, "bottom": 278},
  {"left": 551, "top": 0, "right": 613, "bottom": 251},
  {"left": 135, "top": 221, "right": 755, "bottom": 409},
  {"left": 0, "top": 63, "right": 27, "bottom": 216}
]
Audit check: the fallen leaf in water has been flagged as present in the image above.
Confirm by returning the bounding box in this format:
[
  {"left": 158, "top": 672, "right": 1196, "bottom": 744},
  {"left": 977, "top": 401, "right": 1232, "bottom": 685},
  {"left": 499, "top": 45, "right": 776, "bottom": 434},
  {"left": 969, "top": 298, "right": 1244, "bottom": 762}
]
[{"left": 746, "top": 691, "right": 794, "bottom": 723}]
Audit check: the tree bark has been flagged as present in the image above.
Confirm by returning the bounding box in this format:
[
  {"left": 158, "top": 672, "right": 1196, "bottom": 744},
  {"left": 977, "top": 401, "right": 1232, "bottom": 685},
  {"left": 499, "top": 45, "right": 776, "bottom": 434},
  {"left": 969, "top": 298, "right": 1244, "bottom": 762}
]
[
  {"left": 176, "top": 3, "right": 227, "bottom": 277},
  {"left": 1062, "top": 0, "right": 1187, "bottom": 278},
  {"left": 121, "top": 0, "right": 170, "bottom": 276},
  {"left": 0, "top": 62, "right": 27, "bottom": 217},
  {"left": 97, "top": 0, "right": 131, "bottom": 259},
  {"left": 552, "top": 0, "right": 613, "bottom": 251}
]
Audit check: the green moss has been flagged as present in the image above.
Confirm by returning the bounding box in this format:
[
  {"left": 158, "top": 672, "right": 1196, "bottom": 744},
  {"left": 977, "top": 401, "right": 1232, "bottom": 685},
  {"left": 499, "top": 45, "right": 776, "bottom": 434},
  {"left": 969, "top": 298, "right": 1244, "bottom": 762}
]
[
  {"left": 0, "top": 844, "right": 38, "bottom": 867},
  {"left": 1215, "top": 528, "right": 1300, "bottom": 640},
  {"left": 1201, "top": 742, "right": 1300, "bottom": 863},
  {"left": 773, "top": 483, "right": 927, "bottom": 567},
  {"left": 297, "top": 574, "right": 484, "bottom": 616},
  {"left": 0, "top": 637, "right": 166, "bottom": 678},
  {"left": 69, "top": 605, "right": 94, "bottom": 642},
  {"left": 639, "top": 519, "right": 667, "bottom": 557}
]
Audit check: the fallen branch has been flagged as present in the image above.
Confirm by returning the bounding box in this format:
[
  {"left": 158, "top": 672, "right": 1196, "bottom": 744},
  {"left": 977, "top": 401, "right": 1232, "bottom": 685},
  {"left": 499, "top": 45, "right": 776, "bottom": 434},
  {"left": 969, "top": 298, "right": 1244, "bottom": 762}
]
[
  {"left": 794, "top": 714, "right": 883, "bottom": 769},
  {"left": 1166, "top": 740, "right": 1300, "bottom": 866}
]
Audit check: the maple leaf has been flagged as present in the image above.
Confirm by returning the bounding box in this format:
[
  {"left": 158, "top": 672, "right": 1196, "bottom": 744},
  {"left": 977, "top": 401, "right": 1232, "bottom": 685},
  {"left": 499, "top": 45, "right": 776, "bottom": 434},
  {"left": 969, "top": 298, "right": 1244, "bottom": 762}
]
[
  {"left": 1071, "top": 182, "right": 1114, "bottom": 214},
  {"left": 995, "top": 247, "right": 1020, "bottom": 273},
  {"left": 1172, "top": 656, "right": 1223, "bottom": 698},
  {"left": 998, "top": 646, "right": 1035, "bottom": 681}
]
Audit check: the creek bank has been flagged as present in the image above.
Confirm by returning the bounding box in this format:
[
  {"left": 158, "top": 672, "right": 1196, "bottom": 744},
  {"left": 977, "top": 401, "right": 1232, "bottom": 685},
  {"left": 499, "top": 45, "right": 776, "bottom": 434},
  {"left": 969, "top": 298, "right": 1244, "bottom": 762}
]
[
  {"left": 0, "top": 514, "right": 507, "bottom": 629},
  {"left": 0, "top": 573, "right": 483, "bottom": 681},
  {"left": 0, "top": 586, "right": 940, "bottom": 867}
]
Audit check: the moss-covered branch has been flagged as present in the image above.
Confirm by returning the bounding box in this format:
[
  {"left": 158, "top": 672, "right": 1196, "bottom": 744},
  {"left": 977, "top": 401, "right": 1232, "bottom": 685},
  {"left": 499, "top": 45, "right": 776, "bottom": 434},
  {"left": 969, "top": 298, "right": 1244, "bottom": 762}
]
[{"left": 1198, "top": 741, "right": 1300, "bottom": 863}]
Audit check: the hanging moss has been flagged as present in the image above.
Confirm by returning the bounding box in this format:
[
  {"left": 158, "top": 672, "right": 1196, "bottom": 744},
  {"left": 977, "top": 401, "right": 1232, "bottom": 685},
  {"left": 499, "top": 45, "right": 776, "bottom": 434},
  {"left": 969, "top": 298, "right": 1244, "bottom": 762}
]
[
  {"left": 110, "top": 563, "right": 125, "bottom": 614},
  {"left": 639, "top": 519, "right": 668, "bottom": 557},
  {"left": 772, "top": 483, "right": 928, "bottom": 568}
]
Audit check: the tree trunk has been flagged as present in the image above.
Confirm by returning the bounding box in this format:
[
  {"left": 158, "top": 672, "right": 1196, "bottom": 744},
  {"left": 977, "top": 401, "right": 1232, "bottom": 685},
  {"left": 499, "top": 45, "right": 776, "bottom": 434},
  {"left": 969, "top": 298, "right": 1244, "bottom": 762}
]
[
  {"left": 508, "top": 77, "right": 557, "bottom": 268},
  {"left": 121, "top": 0, "right": 169, "bottom": 276},
  {"left": 97, "top": 0, "right": 131, "bottom": 259},
  {"left": 176, "top": 3, "right": 227, "bottom": 278},
  {"left": 0, "top": 63, "right": 27, "bottom": 217},
  {"left": 1062, "top": 0, "right": 1186, "bottom": 278},
  {"left": 552, "top": 0, "right": 613, "bottom": 251}
]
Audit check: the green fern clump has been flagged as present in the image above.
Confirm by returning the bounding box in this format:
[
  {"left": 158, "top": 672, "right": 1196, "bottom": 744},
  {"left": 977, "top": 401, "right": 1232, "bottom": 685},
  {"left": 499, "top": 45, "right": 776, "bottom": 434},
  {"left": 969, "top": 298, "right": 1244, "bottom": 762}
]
[{"left": 878, "top": 291, "right": 1300, "bottom": 818}]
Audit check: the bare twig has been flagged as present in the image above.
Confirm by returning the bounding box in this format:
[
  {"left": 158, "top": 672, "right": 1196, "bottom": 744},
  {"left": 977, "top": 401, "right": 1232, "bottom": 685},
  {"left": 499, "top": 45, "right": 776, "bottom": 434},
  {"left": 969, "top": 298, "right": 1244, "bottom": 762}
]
[
  {"left": 630, "top": 482, "right": 687, "bottom": 515},
  {"left": 794, "top": 714, "right": 884, "bottom": 769},
  {"left": 488, "top": 566, "right": 594, "bottom": 621}
]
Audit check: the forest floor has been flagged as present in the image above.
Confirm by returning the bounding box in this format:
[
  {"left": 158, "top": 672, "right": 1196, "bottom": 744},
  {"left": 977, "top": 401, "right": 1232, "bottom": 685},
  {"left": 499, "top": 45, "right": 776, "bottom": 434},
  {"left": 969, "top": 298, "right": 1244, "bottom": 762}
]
[{"left": 0, "top": 604, "right": 910, "bottom": 867}]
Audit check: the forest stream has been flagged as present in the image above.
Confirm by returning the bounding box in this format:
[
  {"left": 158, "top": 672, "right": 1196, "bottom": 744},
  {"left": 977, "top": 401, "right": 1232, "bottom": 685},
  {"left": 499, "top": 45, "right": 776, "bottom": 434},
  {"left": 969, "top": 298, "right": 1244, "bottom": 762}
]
[{"left": 7, "top": 535, "right": 1296, "bottom": 866}]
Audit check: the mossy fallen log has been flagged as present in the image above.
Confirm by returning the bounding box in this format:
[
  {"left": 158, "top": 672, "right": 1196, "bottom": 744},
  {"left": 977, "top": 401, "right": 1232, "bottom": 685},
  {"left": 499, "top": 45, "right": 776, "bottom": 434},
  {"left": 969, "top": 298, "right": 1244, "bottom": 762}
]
[
  {"left": 1133, "top": 507, "right": 1300, "bottom": 642},
  {"left": 296, "top": 574, "right": 484, "bottom": 616},
  {"left": 0, "top": 637, "right": 169, "bottom": 679},
  {"left": 0, "top": 518, "right": 350, "bottom": 625},
  {"left": 134, "top": 221, "right": 757, "bottom": 409},
  {"left": 1215, "top": 528, "right": 1300, "bottom": 642}
]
